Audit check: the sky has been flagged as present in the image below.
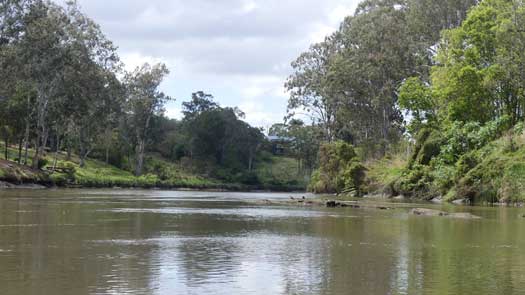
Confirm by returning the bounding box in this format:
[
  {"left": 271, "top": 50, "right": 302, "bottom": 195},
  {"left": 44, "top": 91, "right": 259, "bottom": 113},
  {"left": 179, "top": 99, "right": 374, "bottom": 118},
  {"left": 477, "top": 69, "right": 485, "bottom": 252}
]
[{"left": 56, "top": 0, "right": 359, "bottom": 129}]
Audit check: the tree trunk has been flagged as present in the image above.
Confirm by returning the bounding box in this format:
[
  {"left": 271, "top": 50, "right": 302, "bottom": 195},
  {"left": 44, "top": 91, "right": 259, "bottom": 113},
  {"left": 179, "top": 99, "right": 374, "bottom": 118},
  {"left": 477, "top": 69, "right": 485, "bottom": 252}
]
[
  {"left": 23, "top": 139, "right": 29, "bottom": 166},
  {"left": 23, "top": 93, "right": 32, "bottom": 166},
  {"left": 79, "top": 131, "right": 89, "bottom": 168},
  {"left": 135, "top": 139, "right": 145, "bottom": 176},
  {"left": 33, "top": 90, "right": 49, "bottom": 170},
  {"left": 66, "top": 142, "right": 72, "bottom": 161},
  {"left": 4, "top": 134, "right": 8, "bottom": 160},
  {"left": 32, "top": 127, "right": 48, "bottom": 170},
  {"left": 248, "top": 149, "right": 254, "bottom": 172},
  {"left": 135, "top": 115, "right": 152, "bottom": 177},
  {"left": 52, "top": 132, "right": 60, "bottom": 172},
  {"left": 32, "top": 134, "right": 41, "bottom": 169},
  {"left": 17, "top": 137, "right": 23, "bottom": 164},
  {"left": 105, "top": 128, "right": 111, "bottom": 164}
]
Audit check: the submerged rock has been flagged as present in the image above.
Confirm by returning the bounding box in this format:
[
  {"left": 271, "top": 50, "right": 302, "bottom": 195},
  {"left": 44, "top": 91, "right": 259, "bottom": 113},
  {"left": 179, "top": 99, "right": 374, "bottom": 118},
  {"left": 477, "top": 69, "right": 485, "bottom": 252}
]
[
  {"left": 411, "top": 208, "right": 448, "bottom": 216},
  {"left": 411, "top": 208, "right": 481, "bottom": 219}
]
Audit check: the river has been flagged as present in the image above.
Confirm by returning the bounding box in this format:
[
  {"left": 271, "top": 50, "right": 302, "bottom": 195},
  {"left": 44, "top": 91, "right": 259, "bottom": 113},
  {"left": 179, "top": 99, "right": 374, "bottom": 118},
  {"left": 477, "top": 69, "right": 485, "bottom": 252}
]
[{"left": 0, "top": 189, "right": 524, "bottom": 294}]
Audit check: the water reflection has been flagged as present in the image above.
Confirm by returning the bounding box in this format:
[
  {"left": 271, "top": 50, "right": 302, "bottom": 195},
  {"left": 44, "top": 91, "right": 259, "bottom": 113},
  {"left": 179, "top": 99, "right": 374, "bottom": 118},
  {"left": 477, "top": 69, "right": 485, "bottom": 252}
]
[{"left": 1, "top": 189, "right": 525, "bottom": 294}]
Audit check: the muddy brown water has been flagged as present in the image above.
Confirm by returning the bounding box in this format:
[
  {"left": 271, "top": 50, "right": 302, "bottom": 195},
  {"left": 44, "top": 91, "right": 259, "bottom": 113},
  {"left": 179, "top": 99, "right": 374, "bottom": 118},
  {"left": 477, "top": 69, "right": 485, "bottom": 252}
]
[{"left": 1, "top": 189, "right": 525, "bottom": 294}]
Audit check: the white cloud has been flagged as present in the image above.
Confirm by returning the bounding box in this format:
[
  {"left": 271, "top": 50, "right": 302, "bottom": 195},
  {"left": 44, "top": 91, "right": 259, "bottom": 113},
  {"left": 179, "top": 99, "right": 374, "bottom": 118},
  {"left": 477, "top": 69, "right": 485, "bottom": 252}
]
[
  {"left": 55, "top": 0, "right": 360, "bottom": 126},
  {"left": 120, "top": 52, "right": 166, "bottom": 71},
  {"left": 239, "top": 0, "right": 258, "bottom": 14}
]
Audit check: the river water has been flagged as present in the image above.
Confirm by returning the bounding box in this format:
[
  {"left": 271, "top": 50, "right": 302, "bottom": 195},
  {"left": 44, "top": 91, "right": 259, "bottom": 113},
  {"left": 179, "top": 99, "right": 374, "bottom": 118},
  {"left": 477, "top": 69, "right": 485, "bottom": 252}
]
[{"left": 0, "top": 189, "right": 524, "bottom": 294}]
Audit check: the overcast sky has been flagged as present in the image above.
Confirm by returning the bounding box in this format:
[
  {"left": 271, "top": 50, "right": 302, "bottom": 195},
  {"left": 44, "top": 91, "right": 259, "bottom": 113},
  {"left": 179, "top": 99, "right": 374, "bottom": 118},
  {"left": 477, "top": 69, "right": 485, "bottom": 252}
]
[{"left": 57, "top": 0, "right": 359, "bottom": 129}]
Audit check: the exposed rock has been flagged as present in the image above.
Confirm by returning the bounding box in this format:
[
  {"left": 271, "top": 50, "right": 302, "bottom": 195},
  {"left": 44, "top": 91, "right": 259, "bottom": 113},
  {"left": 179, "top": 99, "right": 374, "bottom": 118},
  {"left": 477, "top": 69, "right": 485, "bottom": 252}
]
[
  {"left": 452, "top": 198, "right": 470, "bottom": 205},
  {"left": 326, "top": 200, "right": 339, "bottom": 208},
  {"left": 411, "top": 208, "right": 481, "bottom": 219},
  {"left": 377, "top": 206, "right": 392, "bottom": 210},
  {"left": 430, "top": 197, "right": 443, "bottom": 203},
  {"left": 0, "top": 181, "right": 15, "bottom": 189},
  {"left": 411, "top": 208, "right": 448, "bottom": 216}
]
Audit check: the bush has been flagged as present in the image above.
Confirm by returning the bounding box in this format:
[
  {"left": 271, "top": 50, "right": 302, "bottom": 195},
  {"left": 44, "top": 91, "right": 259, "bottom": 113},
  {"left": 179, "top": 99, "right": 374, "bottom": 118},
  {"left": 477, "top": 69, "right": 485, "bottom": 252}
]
[
  {"left": 37, "top": 158, "right": 48, "bottom": 169},
  {"left": 409, "top": 128, "right": 443, "bottom": 167},
  {"left": 308, "top": 141, "right": 366, "bottom": 195},
  {"left": 393, "top": 164, "right": 436, "bottom": 199},
  {"left": 342, "top": 161, "right": 367, "bottom": 195},
  {"left": 455, "top": 152, "right": 479, "bottom": 178}
]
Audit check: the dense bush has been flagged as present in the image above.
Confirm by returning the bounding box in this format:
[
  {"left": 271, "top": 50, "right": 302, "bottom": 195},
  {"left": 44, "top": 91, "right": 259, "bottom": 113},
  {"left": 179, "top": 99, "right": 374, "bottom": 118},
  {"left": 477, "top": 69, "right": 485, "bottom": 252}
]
[
  {"left": 308, "top": 141, "right": 366, "bottom": 195},
  {"left": 37, "top": 158, "right": 48, "bottom": 169}
]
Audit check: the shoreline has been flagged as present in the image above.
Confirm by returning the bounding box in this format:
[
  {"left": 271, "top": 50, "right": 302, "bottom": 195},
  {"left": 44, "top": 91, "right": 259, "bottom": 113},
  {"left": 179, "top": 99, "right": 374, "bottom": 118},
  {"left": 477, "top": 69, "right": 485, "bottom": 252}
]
[{"left": 0, "top": 179, "right": 306, "bottom": 193}]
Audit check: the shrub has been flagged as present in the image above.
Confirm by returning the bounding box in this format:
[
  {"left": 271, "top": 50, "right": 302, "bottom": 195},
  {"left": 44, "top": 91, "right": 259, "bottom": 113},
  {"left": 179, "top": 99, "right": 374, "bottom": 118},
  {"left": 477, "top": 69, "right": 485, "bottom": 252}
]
[
  {"left": 308, "top": 141, "right": 366, "bottom": 195},
  {"left": 37, "top": 158, "right": 48, "bottom": 169},
  {"left": 393, "top": 164, "right": 436, "bottom": 199}
]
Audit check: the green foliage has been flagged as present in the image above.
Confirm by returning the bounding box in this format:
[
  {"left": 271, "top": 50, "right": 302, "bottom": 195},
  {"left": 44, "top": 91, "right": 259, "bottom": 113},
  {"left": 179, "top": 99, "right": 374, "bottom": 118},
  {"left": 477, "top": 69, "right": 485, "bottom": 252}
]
[
  {"left": 308, "top": 141, "right": 366, "bottom": 195},
  {"left": 395, "top": 115, "right": 513, "bottom": 199},
  {"left": 398, "top": 77, "right": 435, "bottom": 135},
  {"left": 364, "top": 154, "right": 407, "bottom": 194},
  {"left": 37, "top": 158, "right": 48, "bottom": 169},
  {"left": 286, "top": 0, "right": 477, "bottom": 150},
  {"left": 439, "top": 116, "right": 510, "bottom": 164},
  {"left": 432, "top": 0, "right": 525, "bottom": 124}
]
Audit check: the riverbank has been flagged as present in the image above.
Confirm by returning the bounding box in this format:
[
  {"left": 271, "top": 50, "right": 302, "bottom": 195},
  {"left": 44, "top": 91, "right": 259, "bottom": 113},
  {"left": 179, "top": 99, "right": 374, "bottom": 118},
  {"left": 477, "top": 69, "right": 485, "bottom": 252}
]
[
  {"left": 0, "top": 158, "right": 305, "bottom": 192},
  {"left": 360, "top": 129, "right": 525, "bottom": 206}
]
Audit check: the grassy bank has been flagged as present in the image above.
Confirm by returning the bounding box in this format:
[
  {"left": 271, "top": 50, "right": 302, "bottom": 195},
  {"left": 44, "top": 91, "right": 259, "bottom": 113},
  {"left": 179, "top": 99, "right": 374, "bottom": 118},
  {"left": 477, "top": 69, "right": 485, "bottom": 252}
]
[
  {"left": 364, "top": 155, "right": 407, "bottom": 196},
  {"left": 0, "top": 143, "right": 306, "bottom": 191}
]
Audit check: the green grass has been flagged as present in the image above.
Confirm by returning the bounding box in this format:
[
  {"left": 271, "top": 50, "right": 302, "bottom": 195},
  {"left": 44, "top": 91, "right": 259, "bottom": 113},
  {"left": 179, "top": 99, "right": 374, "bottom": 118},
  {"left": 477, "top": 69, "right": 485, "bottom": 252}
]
[
  {"left": 0, "top": 143, "right": 305, "bottom": 191},
  {"left": 452, "top": 132, "right": 525, "bottom": 203},
  {"left": 364, "top": 155, "right": 407, "bottom": 194},
  {"left": 255, "top": 154, "right": 308, "bottom": 189}
]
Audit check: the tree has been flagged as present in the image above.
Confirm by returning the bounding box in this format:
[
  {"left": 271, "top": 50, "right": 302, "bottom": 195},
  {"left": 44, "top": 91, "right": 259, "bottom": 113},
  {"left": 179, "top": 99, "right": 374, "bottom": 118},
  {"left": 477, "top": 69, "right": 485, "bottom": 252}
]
[
  {"left": 125, "top": 63, "right": 171, "bottom": 176},
  {"left": 285, "top": 34, "right": 340, "bottom": 141},
  {"left": 179, "top": 93, "right": 265, "bottom": 177},
  {"left": 14, "top": 1, "right": 71, "bottom": 169},
  {"left": 59, "top": 1, "right": 121, "bottom": 167},
  {"left": 286, "top": 0, "right": 479, "bottom": 156},
  {"left": 268, "top": 119, "right": 322, "bottom": 175},
  {"left": 432, "top": 0, "right": 525, "bottom": 124},
  {"left": 398, "top": 77, "right": 436, "bottom": 135},
  {"left": 182, "top": 91, "right": 218, "bottom": 119}
]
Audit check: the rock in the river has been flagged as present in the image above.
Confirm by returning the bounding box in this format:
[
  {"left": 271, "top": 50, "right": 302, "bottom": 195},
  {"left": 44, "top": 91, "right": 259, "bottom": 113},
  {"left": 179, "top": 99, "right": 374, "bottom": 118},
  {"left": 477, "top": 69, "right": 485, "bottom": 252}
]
[
  {"left": 0, "top": 181, "right": 15, "bottom": 189},
  {"left": 411, "top": 208, "right": 449, "bottom": 216},
  {"left": 430, "top": 197, "right": 443, "bottom": 203},
  {"left": 326, "top": 200, "right": 339, "bottom": 208},
  {"left": 452, "top": 198, "right": 470, "bottom": 205},
  {"left": 411, "top": 208, "right": 481, "bottom": 219}
]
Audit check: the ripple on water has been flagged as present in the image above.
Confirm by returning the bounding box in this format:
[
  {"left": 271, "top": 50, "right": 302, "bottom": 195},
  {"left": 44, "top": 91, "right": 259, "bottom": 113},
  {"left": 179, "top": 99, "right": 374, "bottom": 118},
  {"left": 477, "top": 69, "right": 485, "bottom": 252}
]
[{"left": 100, "top": 207, "right": 362, "bottom": 220}]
